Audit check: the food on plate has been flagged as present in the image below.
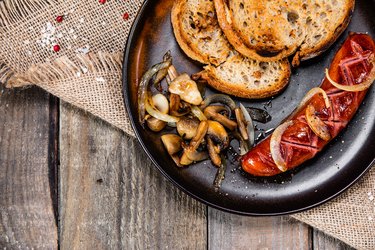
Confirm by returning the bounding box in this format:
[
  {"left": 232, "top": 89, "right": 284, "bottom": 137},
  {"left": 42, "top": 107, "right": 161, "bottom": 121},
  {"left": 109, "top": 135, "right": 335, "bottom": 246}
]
[
  {"left": 213, "top": 0, "right": 355, "bottom": 64},
  {"left": 136, "top": 53, "right": 272, "bottom": 187},
  {"left": 195, "top": 54, "right": 291, "bottom": 99},
  {"left": 171, "top": 0, "right": 291, "bottom": 99},
  {"left": 241, "top": 33, "right": 375, "bottom": 176}
]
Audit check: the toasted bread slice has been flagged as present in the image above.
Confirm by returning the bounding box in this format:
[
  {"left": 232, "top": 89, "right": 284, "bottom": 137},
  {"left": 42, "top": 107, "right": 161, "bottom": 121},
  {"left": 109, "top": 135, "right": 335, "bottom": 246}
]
[
  {"left": 171, "top": 0, "right": 291, "bottom": 98},
  {"left": 197, "top": 54, "right": 291, "bottom": 99},
  {"left": 214, "top": 0, "right": 307, "bottom": 62},
  {"left": 293, "top": 0, "right": 355, "bottom": 65},
  {"left": 214, "top": 0, "right": 354, "bottom": 63},
  {"left": 171, "top": 0, "right": 232, "bottom": 66}
]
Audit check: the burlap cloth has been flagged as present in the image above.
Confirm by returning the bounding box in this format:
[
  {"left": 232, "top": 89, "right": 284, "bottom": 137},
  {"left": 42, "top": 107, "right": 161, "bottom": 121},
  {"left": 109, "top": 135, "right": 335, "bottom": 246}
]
[{"left": 0, "top": 0, "right": 373, "bottom": 249}]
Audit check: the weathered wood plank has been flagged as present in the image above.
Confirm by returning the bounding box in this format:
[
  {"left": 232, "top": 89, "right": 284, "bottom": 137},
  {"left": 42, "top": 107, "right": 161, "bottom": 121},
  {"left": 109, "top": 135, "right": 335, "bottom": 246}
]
[
  {"left": 208, "top": 209, "right": 310, "bottom": 250},
  {"left": 59, "top": 102, "right": 207, "bottom": 250},
  {"left": 0, "top": 87, "right": 58, "bottom": 249},
  {"left": 312, "top": 229, "right": 355, "bottom": 250}
]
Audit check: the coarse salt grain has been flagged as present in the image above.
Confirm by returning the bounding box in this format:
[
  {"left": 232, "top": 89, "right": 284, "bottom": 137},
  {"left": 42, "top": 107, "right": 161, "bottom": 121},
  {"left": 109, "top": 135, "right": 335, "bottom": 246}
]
[
  {"left": 76, "top": 71, "right": 81, "bottom": 77},
  {"left": 81, "top": 67, "right": 88, "bottom": 74},
  {"left": 96, "top": 77, "right": 106, "bottom": 83},
  {"left": 23, "top": 40, "right": 30, "bottom": 45}
]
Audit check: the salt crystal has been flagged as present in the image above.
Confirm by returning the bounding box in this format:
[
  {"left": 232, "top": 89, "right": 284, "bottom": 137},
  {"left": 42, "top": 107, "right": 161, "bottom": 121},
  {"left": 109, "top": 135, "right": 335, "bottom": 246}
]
[
  {"left": 96, "top": 77, "right": 106, "bottom": 83},
  {"left": 76, "top": 71, "right": 81, "bottom": 77},
  {"left": 79, "top": 17, "right": 85, "bottom": 23},
  {"left": 81, "top": 67, "right": 88, "bottom": 73},
  {"left": 102, "top": 21, "right": 106, "bottom": 26},
  {"left": 73, "top": 35, "right": 78, "bottom": 39},
  {"left": 368, "top": 216, "right": 373, "bottom": 221},
  {"left": 23, "top": 40, "right": 30, "bottom": 45},
  {"left": 56, "top": 33, "right": 63, "bottom": 38},
  {"left": 368, "top": 192, "right": 372, "bottom": 196},
  {"left": 370, "top": 196, "right": 374, "bottom": 201},
  {"left": 69, "top": 28, "right": 75, "bottom": 34},
  {"left": 27, "top": 51, "right": 32, "bottom": 56},
  {"left": 329, "top": 156, "right": 333, "bottom": 159},
  {"left": 67, "top": 45, "right": 72, "bottom": 49},
  {"left": 341, "top": 140, "right": 345, "bottom": 143}
]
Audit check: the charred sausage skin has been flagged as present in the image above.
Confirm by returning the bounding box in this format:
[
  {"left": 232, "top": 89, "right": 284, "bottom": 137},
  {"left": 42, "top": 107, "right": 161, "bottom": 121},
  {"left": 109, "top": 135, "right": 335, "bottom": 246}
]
[{"left": 241, "top": 34, "right": 375, "bottom": 176}]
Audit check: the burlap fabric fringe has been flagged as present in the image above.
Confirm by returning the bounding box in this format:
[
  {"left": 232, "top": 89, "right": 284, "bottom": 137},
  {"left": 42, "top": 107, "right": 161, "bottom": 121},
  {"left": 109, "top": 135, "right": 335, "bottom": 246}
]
[{"left": 0, "top": 0, "right": 374, "bottom": 249}]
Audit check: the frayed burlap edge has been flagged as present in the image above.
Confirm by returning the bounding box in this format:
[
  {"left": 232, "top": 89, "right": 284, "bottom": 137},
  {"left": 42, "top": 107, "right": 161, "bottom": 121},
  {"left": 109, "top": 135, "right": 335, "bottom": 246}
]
[{"left": 1, "top": 51, "right": 135, "bottom": 137}]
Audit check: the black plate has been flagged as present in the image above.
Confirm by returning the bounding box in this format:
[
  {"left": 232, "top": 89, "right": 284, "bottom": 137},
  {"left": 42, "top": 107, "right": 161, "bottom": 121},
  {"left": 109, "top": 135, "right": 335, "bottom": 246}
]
[{"left": 123, "top": 0, "right": 375, "bottom": 215}]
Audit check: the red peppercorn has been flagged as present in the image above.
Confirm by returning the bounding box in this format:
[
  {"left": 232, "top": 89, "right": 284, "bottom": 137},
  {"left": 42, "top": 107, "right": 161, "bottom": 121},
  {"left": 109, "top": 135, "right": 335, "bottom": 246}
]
[
  {"left": 53, "top": 45, "right": 60, "bottom": 52},
  {"left": 123, "top": 12, "right": 129, "bottom": 20},
  {"left": 99, "top": 0, "right": 106, "bottom": 4},
  {"left": 56, "top": 15, "right": 64, "bottom": 23}
]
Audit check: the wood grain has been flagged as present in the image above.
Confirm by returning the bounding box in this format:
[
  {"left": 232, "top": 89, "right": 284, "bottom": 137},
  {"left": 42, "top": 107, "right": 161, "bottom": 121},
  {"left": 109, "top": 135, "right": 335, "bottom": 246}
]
[
  {"left": 208, "top": 209, "right": 310, "bottom": 250},
  {"left": 313, "top": 230, "right": 355, "bottom": 250},
  {"left": 0, "top": 87, "right": 58, "bottom": 249},
  {"left": 59, "top": 102, "right": 207, "bottom": 250}
]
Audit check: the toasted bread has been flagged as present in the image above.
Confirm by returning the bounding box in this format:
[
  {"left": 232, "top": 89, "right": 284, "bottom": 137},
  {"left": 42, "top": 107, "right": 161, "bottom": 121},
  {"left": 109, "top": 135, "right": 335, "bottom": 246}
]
[
  {"left": 214, "top": 0, "right": 354, "bottom": 63},
  {"left": 293, "top": 0, "right": 355, "bottom": 65},
  {"left": 171, "top": 0, "right": 232, "bottom": 66},
  {"left": 197, "top": 54, "right": 291, "bottom": 99},
  {"left": 171, "top": 0, "right": 291, "bottom": 99}
]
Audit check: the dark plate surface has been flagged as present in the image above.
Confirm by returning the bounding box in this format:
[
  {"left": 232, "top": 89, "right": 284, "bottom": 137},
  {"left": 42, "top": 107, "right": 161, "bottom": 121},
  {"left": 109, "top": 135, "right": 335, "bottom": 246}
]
[{"left": 123, "top": 0, "right": 375, "bottom": 215}]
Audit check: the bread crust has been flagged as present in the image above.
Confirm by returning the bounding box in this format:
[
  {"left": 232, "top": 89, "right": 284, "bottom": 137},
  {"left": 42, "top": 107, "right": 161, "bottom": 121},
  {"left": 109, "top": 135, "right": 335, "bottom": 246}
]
[
  {"left": 296, "top": 0, "right": 355, "bottom": 63},
  {"left": 214, "top": 0, "right": 306, "bottom": 62},
  {"left": 214, "top": 0, "right": 355, "bottom": 63},
  {"left": 171, "top": 0, "right": 291, "bottom": 99},
  {"left": 171, "top": 0, "right": 207, "bottom": 64},
  {"left": 171, "top": 0, "right": 232, "bottom": 66},
  {"left": 199, "top": 57, "right": 291, "bottom": 99}
]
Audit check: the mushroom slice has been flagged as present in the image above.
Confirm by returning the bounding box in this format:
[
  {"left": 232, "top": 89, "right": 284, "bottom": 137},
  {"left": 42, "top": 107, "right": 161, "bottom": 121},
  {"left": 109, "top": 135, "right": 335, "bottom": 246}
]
[
  {"left": 204, "top": 105, "right": 237, "bottom": 131},
  {"left": 200, "top": 94, "right": 236, "bottom": 111},
  {"left": 176, "top": 117, "right": 200, "bottom": 140},
  {"left": 207, "top": 137, "right": 221, "bottom": 167},
  {"left": 207, "top": 120, "right": 229, "bottom": 150},
  {"left": 180, "top": 151, "right": 208, "bottom": 165},
  {"left": 146, "top": 117, "right": 166, "bottom": 132},
  {"left": 180, "top": 121, "right": 209, "bottom": 165},
  {"left": 161, "top": 134, "right": 183, "bottom": 167},
  {"left": 169, "top": 73, "right": 203, "bottom": 105},
  {"left": 161, "top": 134, "right": 183, "bottom": 155}
]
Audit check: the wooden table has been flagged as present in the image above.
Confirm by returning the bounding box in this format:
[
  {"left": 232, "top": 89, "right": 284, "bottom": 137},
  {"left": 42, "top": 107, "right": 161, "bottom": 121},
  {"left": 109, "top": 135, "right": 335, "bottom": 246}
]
[{"left": 0, "top": 87, "right": 355, "bottom": 249}]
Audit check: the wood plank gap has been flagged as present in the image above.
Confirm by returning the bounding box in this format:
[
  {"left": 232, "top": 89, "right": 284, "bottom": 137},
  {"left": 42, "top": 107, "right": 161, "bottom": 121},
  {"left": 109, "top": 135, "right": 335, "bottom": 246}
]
[{"left": 48, "top": 95, "right": 59, "bottom": 228}]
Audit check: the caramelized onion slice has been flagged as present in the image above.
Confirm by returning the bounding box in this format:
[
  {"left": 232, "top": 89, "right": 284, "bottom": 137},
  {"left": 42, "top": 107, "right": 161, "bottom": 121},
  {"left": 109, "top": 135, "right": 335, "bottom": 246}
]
[
  {"left": 152, "top": 94, "right": 169, "bottom": 114},
  {"left": 270, "top": 121, "right": 293, "bottom": 172},
  {"left": 191, "top": 105, "right": 207, "bottom": 121},
  {"left": 145, "top": 98, "right": 180, "bottom": 123},
  {"left": 325, "top": 66, "right": 375, "bottom": 92},
  {"left": 305, "top": 105, "right": 331, "bottom": 141},
  {"left": 301, "top": 87, "right": 331, "bottom": 110}
]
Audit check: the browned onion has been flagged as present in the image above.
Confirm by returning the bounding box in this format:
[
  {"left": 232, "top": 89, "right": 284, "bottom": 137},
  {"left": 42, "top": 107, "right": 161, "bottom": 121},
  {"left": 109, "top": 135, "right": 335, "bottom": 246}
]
[
  {"left": 270, "top": 121, "right": 293, "bottom": 172},
  {"left": 305, "top": 105, "right": 331, "bottom": 141},
  {"left": 325, "top": 65, "right": 375, "bottom": 92}
]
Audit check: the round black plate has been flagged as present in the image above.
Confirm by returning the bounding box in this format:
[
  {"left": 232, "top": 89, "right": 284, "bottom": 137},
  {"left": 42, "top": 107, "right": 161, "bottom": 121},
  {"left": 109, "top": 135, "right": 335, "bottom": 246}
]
[{"left": 123, "top": 0, "right": 375, "bottom": 215}]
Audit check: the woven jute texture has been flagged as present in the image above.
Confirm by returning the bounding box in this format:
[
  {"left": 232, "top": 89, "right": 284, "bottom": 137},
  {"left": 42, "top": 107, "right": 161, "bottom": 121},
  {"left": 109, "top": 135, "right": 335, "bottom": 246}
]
[{"left": 0, "top": 0, "right": 374, "bottom": 249}]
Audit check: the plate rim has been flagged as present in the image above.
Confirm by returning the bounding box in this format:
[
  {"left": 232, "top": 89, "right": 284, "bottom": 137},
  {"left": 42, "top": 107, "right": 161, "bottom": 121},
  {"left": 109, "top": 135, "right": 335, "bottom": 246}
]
[{"left": 122, "top": 0, "right": 375, "bottom": 216}]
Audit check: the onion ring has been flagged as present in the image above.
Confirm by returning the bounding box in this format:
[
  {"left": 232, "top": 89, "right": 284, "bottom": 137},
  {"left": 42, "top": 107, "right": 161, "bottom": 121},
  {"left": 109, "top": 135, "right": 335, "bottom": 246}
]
[
  {"left": 270, "top": 121, "right": 294, "bottom": 172},
  {"left": 325, "top": 65, "right": 375, "bottom": 92}
]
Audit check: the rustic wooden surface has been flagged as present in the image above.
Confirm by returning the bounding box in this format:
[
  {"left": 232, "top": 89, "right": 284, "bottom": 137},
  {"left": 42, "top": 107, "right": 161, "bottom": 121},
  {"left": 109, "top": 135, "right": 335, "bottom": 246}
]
[
  {"left": 0, "top": 87, "right": 57, "bottom": 249},
  {"left": 0, "top": 87, "right": 355, "bottom": 249}
]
